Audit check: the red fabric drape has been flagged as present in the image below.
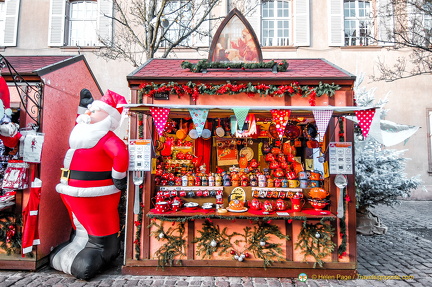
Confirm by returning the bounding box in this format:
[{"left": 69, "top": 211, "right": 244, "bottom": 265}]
[{"left": 194, "top": 122, "right": 213, "bottom": 173}]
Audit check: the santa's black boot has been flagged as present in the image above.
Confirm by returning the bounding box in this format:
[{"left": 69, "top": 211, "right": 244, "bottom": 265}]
[
  {"left": 70, "top": 233, "right": 120, "bottom": 280},
  {"left": 49, "top": 230, "right": 76, "bottom": 268}
]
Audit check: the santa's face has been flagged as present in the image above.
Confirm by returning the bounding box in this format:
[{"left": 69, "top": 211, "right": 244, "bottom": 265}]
[{"left": 86, "top": 106, "right": 109, "bottom": 124}]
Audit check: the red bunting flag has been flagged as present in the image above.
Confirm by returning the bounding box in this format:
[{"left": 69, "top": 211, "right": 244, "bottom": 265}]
[
  {"left": 150, "top": 107, "right": 170, "bottom": 136},
  {"left": 355, "top": 108, "right": 376, "bottom": 139},
  {"left": 271, "top": 109, "right": 291, "bottom": 138}
]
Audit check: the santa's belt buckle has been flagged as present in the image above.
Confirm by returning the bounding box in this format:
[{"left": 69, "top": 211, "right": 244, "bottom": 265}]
[{"left": 61, "top": 168, "right": 70, "bottom": 181}]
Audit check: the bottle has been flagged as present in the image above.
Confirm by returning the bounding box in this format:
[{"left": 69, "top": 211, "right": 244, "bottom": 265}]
[
  {"left": 208, "top": 173, "right": 215, "bottom": 187},
  {"left": 188, "top": 173, "right": 195, "bottom": 186},
  {"left": 215, "top": 173, "right": 222, "bottom": 186},
  {"left": 250, "top": 174, "right": 258, "bottom": 187},
  {"left": 223, "top": 173, "right": 231, "bottom": 186},
  {"left": 201, "top": 174, "right": 208, "bottom": 186},
  {"left": 195, "top": 175, "right": 201, "bottom": 186},
  {"left": 181, "top": 175, "right": 187, "bottom": 186},
  {"left": 258, "top": 174, "right": 266, "bottom": 187}
]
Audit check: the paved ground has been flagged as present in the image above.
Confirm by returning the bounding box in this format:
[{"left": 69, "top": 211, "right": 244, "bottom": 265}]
[{"left": 0, "top": 201, "right": 431, "bottom": 286}]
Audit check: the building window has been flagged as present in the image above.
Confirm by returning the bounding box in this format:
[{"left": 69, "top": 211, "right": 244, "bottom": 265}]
[
  {"left": 344, "top": 0, "right": 372, "bottom": 46},
  {"left": 261, "top": 0, "right": 290, "bottom": 46},
  {"left": 68, "top": 1, "right": 98, "bottom": 46},
  {"left": 162, "top": 0, "right": 193, "bottom": 47},
  {"left": 49, "top": 0, "right": 112, "bottom": 47}
]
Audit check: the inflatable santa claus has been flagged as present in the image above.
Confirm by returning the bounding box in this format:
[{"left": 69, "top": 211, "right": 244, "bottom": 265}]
[{"left": 50, "top": 90, "right": 129, "bottom": 280}]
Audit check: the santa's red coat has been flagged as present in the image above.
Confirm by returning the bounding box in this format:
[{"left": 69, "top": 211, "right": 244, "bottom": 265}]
[{"left": 56, "top": 131, "right": 129, "bottom": 236}]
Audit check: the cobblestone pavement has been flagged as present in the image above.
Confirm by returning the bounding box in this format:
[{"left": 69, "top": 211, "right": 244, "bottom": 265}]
[{"left": 0, "top": 201, "right": 431, "bottom": 286}]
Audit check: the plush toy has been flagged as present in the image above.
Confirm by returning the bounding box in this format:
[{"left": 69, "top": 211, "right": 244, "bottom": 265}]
[{"left": 50, "top": 90, "right": 129, "bottom": 280}]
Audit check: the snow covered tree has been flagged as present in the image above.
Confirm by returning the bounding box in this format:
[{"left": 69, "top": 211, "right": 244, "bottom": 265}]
[
  {"left": 353, "top": 74, "right": 421, "bottom": 213},
  {"left": 355, "top": 139, "right": 421, "bottom": 212}
]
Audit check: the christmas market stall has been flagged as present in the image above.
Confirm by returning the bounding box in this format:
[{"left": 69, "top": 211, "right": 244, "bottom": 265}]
[
  {"left": 0, "top": 55, "right": 102, "bottom": 270},
  {"left": 122, "top": 9, "right": 371, "bottom": 278}
]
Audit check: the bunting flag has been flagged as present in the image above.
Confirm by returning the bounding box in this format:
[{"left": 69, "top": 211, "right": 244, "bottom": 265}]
[
  {"left": 355, "top": 108, "right": 376, "bottom": 139},
  {"left": 189, "top": 108, "right": 209, "bottom": 137},
  {"left": 271, "top": 109, "right": 291, "bottom": 138},
  {"left": 150, "top": 107, "right": 170, "bottom": 136},
  {"left": 312, "top": 110, "right": 333, "bottom": 142},
  {"left": 232, "top": 108, "right": 249, "bottom": 130}
]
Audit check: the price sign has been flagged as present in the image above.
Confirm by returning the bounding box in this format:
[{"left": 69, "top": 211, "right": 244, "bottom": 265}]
[
  {"left": 129, "top": 139, "right": 152, "bottom": 171},
  {"left": 329, "top": 142, "right": 353, "bottom": 174}
]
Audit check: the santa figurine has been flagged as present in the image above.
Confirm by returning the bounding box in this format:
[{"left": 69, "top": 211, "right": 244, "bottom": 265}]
[{"left": 50, "top": 89, "right": 129, "bottom": 280}]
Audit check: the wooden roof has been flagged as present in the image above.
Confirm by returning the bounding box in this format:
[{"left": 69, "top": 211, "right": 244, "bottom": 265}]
[{"left": 127, "top": 58, "right": 356, "bottom": 88}]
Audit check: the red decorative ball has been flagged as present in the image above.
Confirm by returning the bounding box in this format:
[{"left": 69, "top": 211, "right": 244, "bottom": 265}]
[
  {"left": 244, "top": 252, "right": 250, "bottom": 258},
  {"left": 230, "top": 250, "right": 236, "bottom": 255}
]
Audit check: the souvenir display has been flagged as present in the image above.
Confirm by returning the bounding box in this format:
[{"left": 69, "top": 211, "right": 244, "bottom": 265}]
[{"left": 149, "top": 111, "right": 334, "bottom": 216}]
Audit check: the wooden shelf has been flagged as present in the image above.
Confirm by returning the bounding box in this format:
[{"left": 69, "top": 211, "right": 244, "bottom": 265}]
[{"left": 147, "top": 209, "right": 335, "bottom": 220}]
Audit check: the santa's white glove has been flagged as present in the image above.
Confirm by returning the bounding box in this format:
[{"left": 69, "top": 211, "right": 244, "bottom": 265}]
[{"left": 0, "top": 122, "right": 18, "bottom": 137}]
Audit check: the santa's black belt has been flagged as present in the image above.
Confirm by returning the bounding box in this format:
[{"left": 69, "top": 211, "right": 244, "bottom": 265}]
[{"left": 64, "top": 170, "right": 112, "bottom": 181}]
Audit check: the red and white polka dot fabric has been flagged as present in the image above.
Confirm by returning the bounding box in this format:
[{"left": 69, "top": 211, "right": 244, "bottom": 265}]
[
  {"left": 271, "top": 109, "right": 291, "bottom": 138},
  {"left": 150, "top": 107, "right": 170, "bottom": 136},
  {"left": 355, "top": 108, "right": 376, "bottom": 138}
]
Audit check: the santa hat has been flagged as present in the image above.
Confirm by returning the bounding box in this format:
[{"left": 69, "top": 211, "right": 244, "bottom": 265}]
[
  {"left": 0, "top": 77, "right": 12, "bottom": 117},
  {"left": 89, "top": 90, "right": 127, "bottom": 127}
]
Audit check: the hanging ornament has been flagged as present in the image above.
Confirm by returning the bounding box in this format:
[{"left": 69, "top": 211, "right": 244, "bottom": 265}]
[
  {"left": 6, "top": 225, "right": 16, "bottom": 243},
  {"left": 158, "top": 232, "right": 165, "bottom": 239},
  {"left": 315, "top": 232, "right": 321, "bottom": 238},
  {"left": 210, "top": 239, "right": 217, "bottom": 247},
  {"left": 312, "top": 110, "right": 333, "bottom": 142},
  {"left": 260, "top": 240, "right": 266, "bottom": 247},
  {"left": 355, "top": 108, "right": 376, "bottom": 139},
  {"left": 150, "top": 107, "right": 170, "bottom": 136},
  {"left": 271, "top": 109, "right": 291, "bottom": 138}
]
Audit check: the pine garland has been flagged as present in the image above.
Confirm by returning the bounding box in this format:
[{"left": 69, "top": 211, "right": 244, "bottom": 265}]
[
  {"left": 149, "top": 220, "right": 187, "bottom": 269},
  {"left": 193, "top": 219, "right": 234, "bottom": 259},
  {"left": 181, "top": 60, "right": 289, "bottom": 73},
  {"left": 295, "top": 219, "right": 336, "bottom": 268},
  {"left": 337, "top": 184, "right": 349, "bottom": 258},
  {"left": 0, "top": 212, "right": 22, "bottom": 255},
  {"left": 192, "top": 219, "right": 289, "bottom": 268},
  {"left": 245, "top": 220, "right": 290, "bottom": 268},
  {"left": 338, "top": 117, "right": 345, "bottom": 142},
  {"left": 138, "top": 81, "right": 340, "bottom": 102}
]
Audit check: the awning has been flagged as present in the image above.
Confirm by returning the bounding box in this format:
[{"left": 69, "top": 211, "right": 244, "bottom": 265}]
[{"left": 121, "top": 103, "right": 377, "bottom": 118}]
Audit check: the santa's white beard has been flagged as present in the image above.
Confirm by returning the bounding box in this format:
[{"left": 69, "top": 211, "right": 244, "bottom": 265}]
[{"left": 69, "top": 115, "right": 113, "bottom": 149}]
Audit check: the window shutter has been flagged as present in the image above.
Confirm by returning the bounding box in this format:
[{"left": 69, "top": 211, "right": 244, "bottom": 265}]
[
  {"left": 377, "top": 0, "right": 394, "bottom": 45},
  {"left": 245, "top": 4, "right": 260, "bottom": 42},
  {"left": 98, "top": 0, "right": 113, "bottom": 46},
  {"left": 328, "top": 0, "right": 344, "bottom": 46},
  {"left": 48, "top": 0, "right": 65, "bottom": 46},
  {"left": 294, "top": 0, "right": 310, "bottom": 46},
  {"left": 2, "top": 0, "right": 20, "bottom": 47}
]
